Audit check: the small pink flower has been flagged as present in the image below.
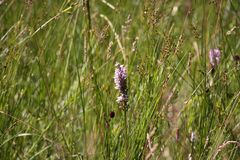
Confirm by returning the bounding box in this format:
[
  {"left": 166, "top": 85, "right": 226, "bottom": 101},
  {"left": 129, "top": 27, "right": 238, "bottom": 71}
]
[
  {"left": 209, "top": 49, "right": 221, "bottom": 68},
  {"left": 114, "top": 63, "right": 128, "bottom": 107}
]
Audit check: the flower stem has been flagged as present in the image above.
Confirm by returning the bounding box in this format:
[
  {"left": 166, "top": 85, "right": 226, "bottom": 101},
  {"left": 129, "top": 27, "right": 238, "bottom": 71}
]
[{"left": 124, "top": 108, "right": 128, "bottom": 159}]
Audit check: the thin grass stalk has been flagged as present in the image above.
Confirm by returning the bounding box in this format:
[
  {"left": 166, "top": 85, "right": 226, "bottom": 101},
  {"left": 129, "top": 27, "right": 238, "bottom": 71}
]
[{"left": 83, "top": 0, "right": 92, "bottom": 158}]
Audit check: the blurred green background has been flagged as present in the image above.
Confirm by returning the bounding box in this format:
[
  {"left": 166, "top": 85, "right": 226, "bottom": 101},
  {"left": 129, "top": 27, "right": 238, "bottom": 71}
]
[{"left": 0, "top": 0, "right": 239, "bottom": 159}]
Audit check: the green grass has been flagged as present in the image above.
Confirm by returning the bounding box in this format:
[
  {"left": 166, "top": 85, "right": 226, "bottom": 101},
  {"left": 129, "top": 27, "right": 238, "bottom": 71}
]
[{"left": 0, "top": 0, "right": 239, "bottom": 159}]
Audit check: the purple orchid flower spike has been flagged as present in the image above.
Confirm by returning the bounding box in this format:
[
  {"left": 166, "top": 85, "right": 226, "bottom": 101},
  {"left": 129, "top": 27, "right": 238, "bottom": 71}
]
[
  {"left": 209, "top": 49, "right": 221, "bottom": 68},
  {"left": 114, "top": 63, "right": 128, "bottom": 109}
]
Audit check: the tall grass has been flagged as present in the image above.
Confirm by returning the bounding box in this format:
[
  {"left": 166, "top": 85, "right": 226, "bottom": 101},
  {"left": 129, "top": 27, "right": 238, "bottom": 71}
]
[{"left": 0, "top": 0, "right": 239, "bottom": 159}]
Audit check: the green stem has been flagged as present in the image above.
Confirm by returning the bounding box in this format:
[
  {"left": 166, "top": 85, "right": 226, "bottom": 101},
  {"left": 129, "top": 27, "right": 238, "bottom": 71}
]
[{"left": 124, "top": 108, "right": 128, "bottom": 159}]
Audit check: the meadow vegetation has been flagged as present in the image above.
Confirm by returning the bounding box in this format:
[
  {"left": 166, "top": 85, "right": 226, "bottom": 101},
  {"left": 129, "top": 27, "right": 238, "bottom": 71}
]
[{"left": 0, "top": 0, "right": 239, "bottom": 159}]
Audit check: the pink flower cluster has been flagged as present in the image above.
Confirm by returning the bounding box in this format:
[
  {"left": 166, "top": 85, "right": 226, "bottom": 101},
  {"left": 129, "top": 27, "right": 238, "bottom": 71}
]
[
  {"left": 209, "top": 49, "right": 221, "bottom": 68},
  {"left": 114, "top": 63, "right": 128, "bottom": 105}
]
